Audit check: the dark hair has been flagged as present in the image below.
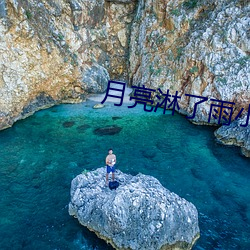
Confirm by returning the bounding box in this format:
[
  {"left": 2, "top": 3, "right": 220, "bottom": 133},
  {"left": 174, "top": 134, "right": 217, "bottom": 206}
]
[{"left": 108, "top": 148, "right": 113, "bottom": 151}]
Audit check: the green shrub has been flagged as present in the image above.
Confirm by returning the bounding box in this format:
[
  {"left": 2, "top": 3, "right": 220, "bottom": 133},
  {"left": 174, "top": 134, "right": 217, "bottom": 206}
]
[
  {"left": 155, "top": 68, "right": 162, "bottom": 76},
  {"left": 175, "top": 47, "right": 184, "bottom": 60},
  {"left": 25, "top": 10, "right": 32, "bottom": 19},
  {"left": 235, "top": 56, "right": 250, "bottom": 66},
  {"left": 149, "top": 64, "right": 154, "bottom": 74},
  {"left": 58, "top": 33, "right": 64, "bottom": 41},
  {"left": 189, "top": 66, "right": 199, "bottom": 73},
  {"left": 217, "top": 77, "right": 227, "bottom": 84},
  {"left": 70, "top": 53, "right": 78, "bottom": 66},
  {"left": 183, "top": 0, "right": 198, "bottom": 9},
  {"left": 156, "top": 36, "right": 167, "bottom": 45},
  {"left": 170, "top": 9, "right": 181, "bottom": 16}
]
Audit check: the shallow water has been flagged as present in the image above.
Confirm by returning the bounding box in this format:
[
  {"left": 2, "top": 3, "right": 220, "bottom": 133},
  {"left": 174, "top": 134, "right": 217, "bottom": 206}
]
[{"left": 0, "top": 100, "right": 249, "bottom": 250}]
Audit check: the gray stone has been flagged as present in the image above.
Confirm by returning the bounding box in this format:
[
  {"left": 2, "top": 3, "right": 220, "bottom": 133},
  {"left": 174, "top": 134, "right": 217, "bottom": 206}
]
[
  {"left": 81, "top": 64, "right": 109, "bottom": 94},
  {"left": 68, "top": 0, "right": 82, "bottom": 11},
  {"left": 215, "top": 114, "right": 250, "bottom": 157},
  {"left": 93, "top": 103, "right": 105, "bottom": 109},
  {"left": 21, "top": 92, "right": 55, "bottom": 116},
  {"left": 0, "top": 0, "right": 6, "bottom": 18},
  {"left": 69, "top": 168, "right": 200, "bottom": 250}
]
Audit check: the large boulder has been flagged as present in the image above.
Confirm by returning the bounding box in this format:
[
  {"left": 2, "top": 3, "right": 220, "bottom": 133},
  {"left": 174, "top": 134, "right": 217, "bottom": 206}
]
[{"left": 69, "top": 168, "right": 200, "bottom": 250}]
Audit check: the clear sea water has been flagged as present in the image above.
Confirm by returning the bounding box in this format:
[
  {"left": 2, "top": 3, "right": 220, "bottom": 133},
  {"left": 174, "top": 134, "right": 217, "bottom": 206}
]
[{"left": 0, "top": 99, "right": 249, "bottom": 250}]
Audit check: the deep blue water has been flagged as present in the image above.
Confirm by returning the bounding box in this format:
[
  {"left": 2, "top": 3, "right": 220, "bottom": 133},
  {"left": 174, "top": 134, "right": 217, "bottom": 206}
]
[{"left": 0, "top": 100, "right": 249, "bottom": 250}]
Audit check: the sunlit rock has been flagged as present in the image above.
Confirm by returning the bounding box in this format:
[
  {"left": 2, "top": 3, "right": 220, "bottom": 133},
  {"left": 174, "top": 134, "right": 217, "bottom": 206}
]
[{"left": 69, "top": 168, "right": 200, "bottom": 250}]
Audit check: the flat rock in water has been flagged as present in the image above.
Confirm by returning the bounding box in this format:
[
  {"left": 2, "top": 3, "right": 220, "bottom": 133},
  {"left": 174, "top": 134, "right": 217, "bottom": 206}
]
[
  {"left": 93, "top": 104, "right": 105, "bottom": 109},
  {"left": 93, "top": 125, "right": 122, "bottom": 135},
  {"left": 69, "top": 168, "right": 200, "bottom": 250}
]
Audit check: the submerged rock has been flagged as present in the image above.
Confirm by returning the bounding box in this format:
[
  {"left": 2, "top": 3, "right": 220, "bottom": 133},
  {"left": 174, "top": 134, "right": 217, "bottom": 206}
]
[
  {"left": 69, "top": 168, "right": 200, "bottom": 250},
  {"left": 112, "top": 116, "right": 122, "bottom": 120},
  {"left": 63, "top": 121, "right": 75, "bottom": 128},
  {"left": 76, "top": 124, "right": 91, "bottom": 132},
  {"left": 93, "top": 125, "right": 122, "bottom": 135}
]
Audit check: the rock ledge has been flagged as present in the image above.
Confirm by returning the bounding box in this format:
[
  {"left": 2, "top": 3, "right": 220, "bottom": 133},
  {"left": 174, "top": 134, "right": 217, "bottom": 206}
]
[{"left": 215, "top": 114, "right": 250, "bottom": 157}]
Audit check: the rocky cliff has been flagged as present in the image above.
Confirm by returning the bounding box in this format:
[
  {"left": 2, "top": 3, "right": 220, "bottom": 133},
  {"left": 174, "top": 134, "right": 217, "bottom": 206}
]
[
  {"left": 0, "top": 0, "right": 136, "bottom": 129},
  {"left": 69, "top": 168, "right": 200, "bottom": 250},
  {"left": 128, "top": 0, "right": 249, "bottom": 156},
  {"left": 0, "top": 0, "right": 249, "bottom": 155},
  {"left": 129, "top": 0, "right": 249, "bottom": 123}
]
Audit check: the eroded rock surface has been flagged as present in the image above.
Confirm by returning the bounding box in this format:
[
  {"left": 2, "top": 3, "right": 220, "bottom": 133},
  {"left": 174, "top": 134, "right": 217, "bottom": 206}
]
[
  {"left": 69, "top": 168, "right": 200, "bottom": 250},
  {"left": 129, "top": 0, "right": 250, "bottom": 154},
  {"left": 215, "top": 114, "right": 250, "bottom": 157},
  {"left": 0, "top": 0, "right": 137, "bottom": 129}
]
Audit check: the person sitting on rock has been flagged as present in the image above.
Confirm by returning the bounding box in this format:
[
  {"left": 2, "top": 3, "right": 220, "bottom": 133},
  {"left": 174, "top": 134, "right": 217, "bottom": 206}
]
[{"left": 106, "top": 148, "right": 116, "bottom": 186}]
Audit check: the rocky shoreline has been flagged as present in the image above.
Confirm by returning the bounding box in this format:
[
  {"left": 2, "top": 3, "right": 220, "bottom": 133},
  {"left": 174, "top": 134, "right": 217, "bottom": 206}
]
[
  {"left": 215, "top": 113, "right": 250, "bottom": 157},
  {"left": 0, "top": 0, "right": 249, "bottom": 155}
]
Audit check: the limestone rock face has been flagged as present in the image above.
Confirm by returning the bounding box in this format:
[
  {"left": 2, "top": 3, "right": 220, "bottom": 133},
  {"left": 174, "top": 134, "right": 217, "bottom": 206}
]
[
  {"left": 215, "top": 114, "right": 250, "bottom": 157},
  {"left": 129, "top": 0, "right": 249, "bottom": 124},
  {"left": 81, "top": 64, "right": 109, "bottom": 93},
  {"left": 69, "top": 168, "right": 200, "bottom": 250},
  {"left": 128, "top": 0, "right": 250, "bottom": 155},
  {"left": 1, "top": 0, "right": 249, "bottom": 156},
  {"left": 0, "top": 0, "right": 137, "bottom": 129}
]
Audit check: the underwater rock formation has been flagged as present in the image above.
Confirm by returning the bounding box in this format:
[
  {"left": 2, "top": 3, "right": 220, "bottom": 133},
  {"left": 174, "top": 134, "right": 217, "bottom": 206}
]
[{"left": 93, "top": 125, "right": 122, "bottom": 135}]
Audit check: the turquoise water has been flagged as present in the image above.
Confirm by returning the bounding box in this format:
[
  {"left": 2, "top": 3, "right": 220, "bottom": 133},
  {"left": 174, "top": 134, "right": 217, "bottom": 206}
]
[{"left": 0, "top": 100, "right": 249, "bottom": 250}]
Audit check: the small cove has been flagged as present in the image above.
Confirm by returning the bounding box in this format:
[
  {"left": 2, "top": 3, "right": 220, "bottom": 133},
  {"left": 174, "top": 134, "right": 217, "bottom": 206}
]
[{"left": 0, "top": 100, "right": 249, "bottom": 250}]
